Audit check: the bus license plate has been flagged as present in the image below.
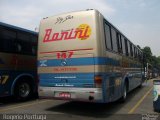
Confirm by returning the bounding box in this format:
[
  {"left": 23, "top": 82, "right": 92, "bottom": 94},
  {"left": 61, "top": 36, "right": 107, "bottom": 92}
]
[{"left": 59, "top": 92, "right": 71, "bottom": 98}]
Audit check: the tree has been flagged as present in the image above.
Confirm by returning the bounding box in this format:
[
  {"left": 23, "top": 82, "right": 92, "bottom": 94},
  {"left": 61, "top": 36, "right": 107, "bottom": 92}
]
[
  {"left": 152, "top": 55, "right": 158, "bottom": 67},
  {"left": 142, "top": 46, "right": 152, "bottom": 63},
  {"left": 136, "top": 45, "right": 160, "bottom": 73},
  {"left": 157, "top": 56, "right": 160, "bottom": 67}
]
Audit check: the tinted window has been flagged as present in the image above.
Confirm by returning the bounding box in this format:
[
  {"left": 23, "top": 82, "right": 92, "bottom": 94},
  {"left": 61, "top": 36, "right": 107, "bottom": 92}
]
[
  {"left": 134, "top": 47, "right": 137, "bottom": 58},
  {"left": 0, "top": 27, "right": 3, "bottom": 51},
  {"left": 0, "top": 27, "right": 16, "bottom": 53},
  {"left": 130, "top": 43, "right": 133, "bottom": 57},
  {"left": 116, "top": 33, "right": 122, "bottom": 53},
  {"left": 125, "top": 39, "right": 128, "bottom": 56},
  {"left": 31, "top": 35, "right": 38, "bottom": 55},
  {"left": 121, "top": 36, "right": 126, "bottom": 55},
  {"left": 138, "top": 50, "right": 143, "bottom": 62},
  {"left": 17, "top": 32, "right": 31, "bottom": 54},
  {"left": 132, "top": 45, "right": 135, "bottom": 57},
  {"left": 127, "top": 41, "right": 131, "bottom": 56},
  {"left": 104, "top": 23, "right": 112, "bottom": 50},
  {"left": 111, "top": 28, "right": 118, "bottom": 52}
]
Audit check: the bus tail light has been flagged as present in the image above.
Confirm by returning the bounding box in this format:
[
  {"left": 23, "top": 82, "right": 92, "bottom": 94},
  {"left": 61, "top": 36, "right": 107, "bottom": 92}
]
[{"left": 94, "top": 75, "right": 102, "bottom": 88}]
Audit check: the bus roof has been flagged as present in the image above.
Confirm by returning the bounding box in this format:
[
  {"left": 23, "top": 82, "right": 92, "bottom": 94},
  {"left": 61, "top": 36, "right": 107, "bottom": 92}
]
[
  {"left": 42, "top": 9, "right": 97, "bottom": 20},
  {"left": 0, "top": 22, "right": 38, "bottom": 35}
]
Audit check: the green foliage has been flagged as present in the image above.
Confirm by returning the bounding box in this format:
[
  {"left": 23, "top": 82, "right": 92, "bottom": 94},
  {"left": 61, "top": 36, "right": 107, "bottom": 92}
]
[
  {"left": 157, "top": 56, "right": 160, "bottom": 67},
  {"left": 141, "top": 46, "right": 160, "bottom": 69},
  {"left": 142, "top": 46, "right": 152, "bottom": 63}
]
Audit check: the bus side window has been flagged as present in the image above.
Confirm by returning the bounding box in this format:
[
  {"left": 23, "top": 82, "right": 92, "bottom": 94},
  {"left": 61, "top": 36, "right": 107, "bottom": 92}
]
[
  {"left": 116, "top": 33, "right": 122, "bottom": 53},
  {"left": 104, "top": 23, "right": 112, "bottom": 50},
  {"left": 134, "top": 47, "right": 136, "bottom": 58},
  {"left": 121, "top": 36, "right": 126, "bottom": 55},
  {"left": 17, "top": 32, "right": 31, "bottom": 55},
  {"left": 111, "top": 27, "right": 118, "bottom": 52},
  {"left": 134, "top": 48, "right": 136, "bottom": 58},
  {"left": 132, "top": 44, "right": 135, "bottom": 57},
  {"left": 0, "top": 26, "right": 3, "bottom": 51},
  {"left": 31, "top": 35, "right": 38, "bottom": 55},
  {"left": 138, "top": 50, "right": 141, "bottom": 61},
  {"left": 0, "top": 27, "right": 16, "bottom": 53},
  {"left": 124, "top": 39, "right": 128, "bottom": 56},
  {"left": 17, "top": 43, "right": 22, "bottom": 52},
  {"left": 138, "top": 51, "right": 143, "bottom": 62},
  {"left": 127, "top": 41, "right": 131, "bottom": 57},
  {"left": 130, "top": 43, "right": 133, "bottom": 57}
]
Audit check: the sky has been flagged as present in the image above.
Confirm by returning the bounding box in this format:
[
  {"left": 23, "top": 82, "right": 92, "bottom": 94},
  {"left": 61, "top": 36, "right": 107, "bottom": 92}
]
[{"left": 0, "top": 0, "right": 160, "bottom": 56}]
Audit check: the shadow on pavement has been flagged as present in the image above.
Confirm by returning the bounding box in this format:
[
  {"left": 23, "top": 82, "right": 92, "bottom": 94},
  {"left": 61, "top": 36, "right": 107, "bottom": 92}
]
[
  {"left": 46, "top": 86, "right": 145, "bottom": 118},
  {"left": 0, "top": 96, "right": 38, "bottom": 107}
]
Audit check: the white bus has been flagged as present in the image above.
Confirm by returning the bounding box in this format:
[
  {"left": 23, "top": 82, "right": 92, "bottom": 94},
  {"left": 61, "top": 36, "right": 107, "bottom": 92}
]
[{"left": 38, "top": 9, "right": 144, "bottom": 103}]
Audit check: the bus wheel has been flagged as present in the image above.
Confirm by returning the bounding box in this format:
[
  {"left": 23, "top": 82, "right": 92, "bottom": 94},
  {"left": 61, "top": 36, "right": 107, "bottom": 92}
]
[
  {"left": 119, "top": 83, "right": 127, "bottom": 102},
  {"left": 138, "top": 79, "right": 143, "bottom": 88},
  {"left": 14, "top": 79, "right": 33, "bottom": 101}
]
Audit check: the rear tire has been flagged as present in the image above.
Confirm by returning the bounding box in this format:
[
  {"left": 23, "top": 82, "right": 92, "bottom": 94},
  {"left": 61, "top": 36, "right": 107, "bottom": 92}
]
[
  {"left": 14, "top": 79, "right": 33, "bottom": 101},
  {"left": 138, "top": 79, "right": 143, "bottom": 88},
  {"left": 119, "top": 83, "right": 127, "bottom": 102},
  {"left": 138, "top": 82, "right": 143, "bottom": 88}
]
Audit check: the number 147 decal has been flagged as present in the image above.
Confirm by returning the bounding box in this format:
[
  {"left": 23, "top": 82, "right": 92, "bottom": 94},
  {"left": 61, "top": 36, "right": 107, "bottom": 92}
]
[
  {"left": 0, "top": 75, "right": 9, "bottom": 85},
  {"left": 57, "top": 51, "right": 73, "bottom": 59}
]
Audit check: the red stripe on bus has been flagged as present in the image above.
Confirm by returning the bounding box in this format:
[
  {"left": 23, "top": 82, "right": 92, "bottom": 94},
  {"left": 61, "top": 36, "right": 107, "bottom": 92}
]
[{"left": 39, "top": 48, "right": 94, "bottom": 54}]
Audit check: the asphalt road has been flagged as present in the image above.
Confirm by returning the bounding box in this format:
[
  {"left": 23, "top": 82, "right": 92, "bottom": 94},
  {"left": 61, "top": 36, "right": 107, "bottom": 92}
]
[{"left": 0, "top": 79, "right": 159, "bottom": 120}]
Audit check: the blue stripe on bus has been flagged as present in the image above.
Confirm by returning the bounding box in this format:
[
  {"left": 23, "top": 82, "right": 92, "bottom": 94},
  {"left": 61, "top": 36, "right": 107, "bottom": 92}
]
[
  {"left": 39, "top": 72, "right": 95, "bottom": 87},
  {"left": 38, "top": 57, "right": 120, "bottom": 67},
  {"left": 38, "top": 72, "right": 122, "bottom": 79},
  {"left": 39, "top": 72, "right": 119, "bottom": 86},
  {"left": 39, "top": 72, "right": 96, "bottom": 78}
]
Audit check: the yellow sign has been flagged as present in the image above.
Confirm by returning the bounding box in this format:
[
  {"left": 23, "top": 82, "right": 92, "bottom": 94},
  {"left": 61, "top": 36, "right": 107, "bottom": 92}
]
[{"left": 76, "top": 24, "right": 91, "bottom": 40}]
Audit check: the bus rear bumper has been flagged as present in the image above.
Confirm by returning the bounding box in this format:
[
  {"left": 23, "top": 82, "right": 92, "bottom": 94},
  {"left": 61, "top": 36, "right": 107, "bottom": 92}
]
[{"left": 38, "top": 86, "right": 103, "bottom": 102}]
